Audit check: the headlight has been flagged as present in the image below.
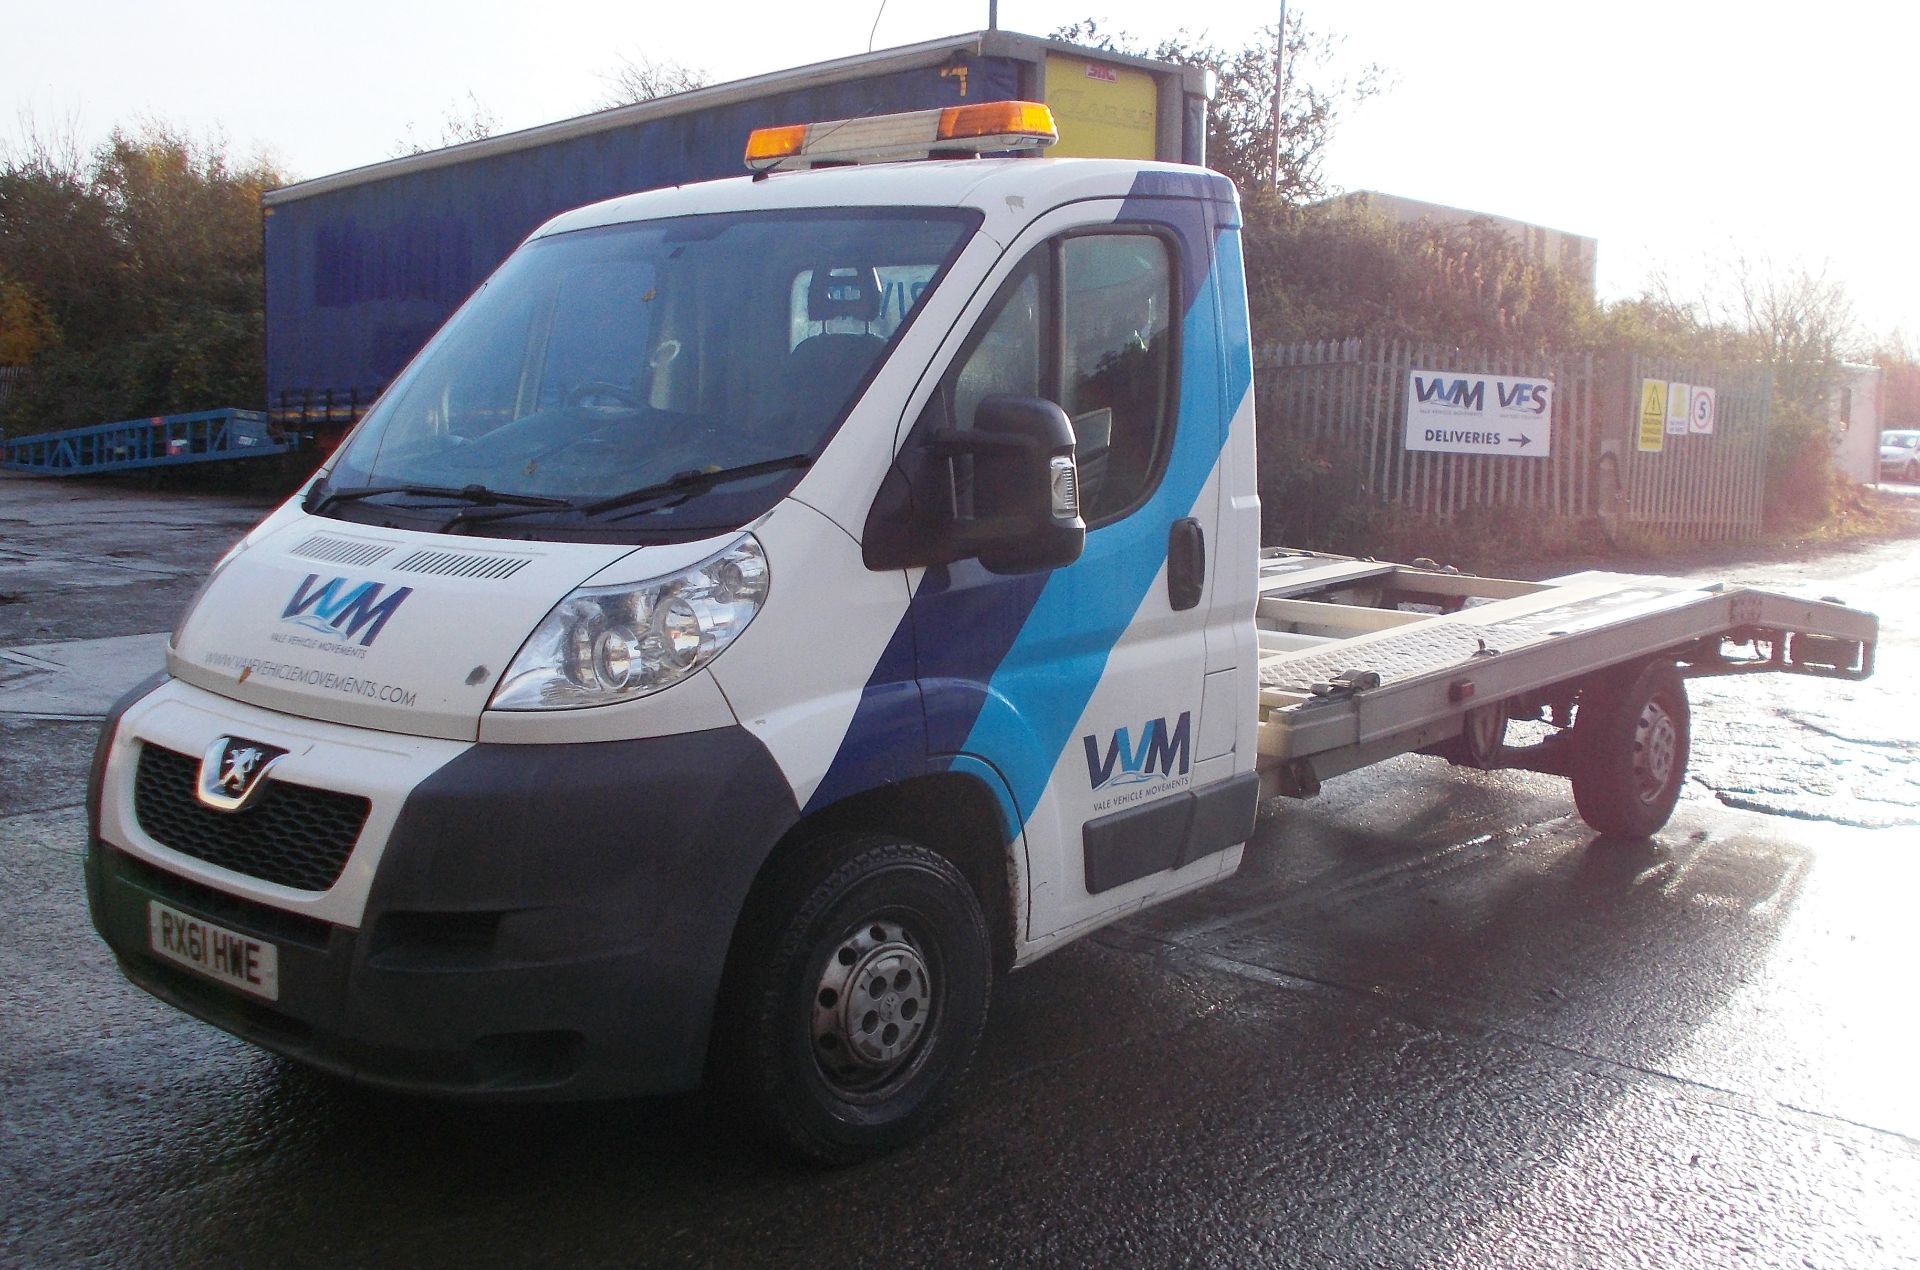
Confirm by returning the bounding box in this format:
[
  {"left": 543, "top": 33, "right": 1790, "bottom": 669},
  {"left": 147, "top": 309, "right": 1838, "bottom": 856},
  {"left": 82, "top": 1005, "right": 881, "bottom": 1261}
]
[{"left": 489, "top": 535, "right": 769, "bottom": 710}]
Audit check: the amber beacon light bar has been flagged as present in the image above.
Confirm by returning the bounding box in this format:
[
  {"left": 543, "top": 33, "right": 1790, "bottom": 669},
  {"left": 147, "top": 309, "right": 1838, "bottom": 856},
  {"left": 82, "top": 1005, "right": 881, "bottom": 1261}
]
[{"left": 744, "top": 101, "right": 1059, "bottom": 172}]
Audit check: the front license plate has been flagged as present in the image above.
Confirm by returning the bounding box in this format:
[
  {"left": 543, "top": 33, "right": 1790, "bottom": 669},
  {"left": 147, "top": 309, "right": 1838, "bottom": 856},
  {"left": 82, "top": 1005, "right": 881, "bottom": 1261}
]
[{"left": 146, "top": 900, "right": 280, "bottom": 1001}]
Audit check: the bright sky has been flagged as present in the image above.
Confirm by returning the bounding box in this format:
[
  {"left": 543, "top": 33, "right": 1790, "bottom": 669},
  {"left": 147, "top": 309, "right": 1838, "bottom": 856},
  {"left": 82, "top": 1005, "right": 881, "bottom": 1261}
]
[{"left": 5, "top": 0, "right": 1913, "bottom": 342}]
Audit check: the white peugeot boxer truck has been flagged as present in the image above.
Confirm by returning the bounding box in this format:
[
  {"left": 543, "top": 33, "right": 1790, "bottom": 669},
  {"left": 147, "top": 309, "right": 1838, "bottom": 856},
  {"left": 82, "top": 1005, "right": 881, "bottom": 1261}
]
[{"left": 87, "top": 103, "right": 1878, "bottom": 1161}]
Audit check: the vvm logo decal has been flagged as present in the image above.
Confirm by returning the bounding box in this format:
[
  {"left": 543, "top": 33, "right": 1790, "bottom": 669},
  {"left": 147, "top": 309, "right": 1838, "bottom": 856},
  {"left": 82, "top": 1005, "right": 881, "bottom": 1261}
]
[
  {"left": 282, "top": 575, "right": 414, "bottom": 647},
  {"left": 1412, "top": 374, "right": 1550, "bottom": 415},
  {"left": 1083, "top": 712, "right": 1191, "bottom": 790}
]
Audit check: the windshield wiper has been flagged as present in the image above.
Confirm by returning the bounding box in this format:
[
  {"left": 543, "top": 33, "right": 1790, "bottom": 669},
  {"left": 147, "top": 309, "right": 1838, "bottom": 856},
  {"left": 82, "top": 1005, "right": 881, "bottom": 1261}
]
[
  {"left": 578, "top": 454, "right": 814, "bottom": 518},
  {"left": 306, "top": 482, "right": 575, "bottom": 518}
]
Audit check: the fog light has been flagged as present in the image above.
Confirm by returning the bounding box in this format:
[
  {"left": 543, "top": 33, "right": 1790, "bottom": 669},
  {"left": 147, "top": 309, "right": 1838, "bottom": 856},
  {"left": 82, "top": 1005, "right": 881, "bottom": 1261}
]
[{"left": 593, "top": 627, "right": 636, "bottom": 688}]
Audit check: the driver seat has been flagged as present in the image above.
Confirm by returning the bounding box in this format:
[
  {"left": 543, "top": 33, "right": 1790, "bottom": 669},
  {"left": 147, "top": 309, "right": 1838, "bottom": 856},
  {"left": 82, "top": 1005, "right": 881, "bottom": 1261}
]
[{"left": 778, "top": 264, "right": 887, "bottom": 441}]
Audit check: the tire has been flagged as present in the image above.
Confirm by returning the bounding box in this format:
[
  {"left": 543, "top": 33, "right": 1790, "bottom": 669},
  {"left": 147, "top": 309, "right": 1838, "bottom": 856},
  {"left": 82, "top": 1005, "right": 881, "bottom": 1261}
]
[
  {"left": 1906, "top": 459, "right": 1919, "bottom": 484},
  {"left": 1569, "top": 659, "right": 1690, "bottom": 838},
  {"left": 1435, "top": 701, "right": 1509, "bottom": 769},
  {"left": 717, "top": 834, "right": 990, "bottom": 1164}
]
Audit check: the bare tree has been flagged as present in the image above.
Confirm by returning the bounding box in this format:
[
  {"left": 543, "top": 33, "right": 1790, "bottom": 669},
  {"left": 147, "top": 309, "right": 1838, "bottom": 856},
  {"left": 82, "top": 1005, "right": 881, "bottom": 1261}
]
[
  {"left": 596, "top": 54, "right": 709, "bottom": 109},
  {"left": 1732, "top": 258, "right": 1857, "bottom": 385},
  {"left": 392, "top": 92, "right": 501, "bottom": 157},
  {"left": 1647, "top": 254, "right": 1859, "bottom": 422},
  {"left": 1643, "top": 253, "right": 1864, "bottom": 521},
  {"left": 1051, "top": 17, "right": 1383, "bottom": 204},
  {"left": 2, "top": 108, "right": 89, "bottom": 183}
]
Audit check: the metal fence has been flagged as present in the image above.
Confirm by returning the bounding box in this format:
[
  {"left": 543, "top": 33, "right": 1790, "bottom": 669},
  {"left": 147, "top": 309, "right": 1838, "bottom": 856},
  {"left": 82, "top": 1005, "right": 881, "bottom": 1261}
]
[
  {"left": 1253, "top": 338, "right": 1772, "bottom": 542},
  {"left": 1611, "top": 353, "right": 1772, "bottom": 541},
  {"left": 0, "top": 366, "right": 27, "bottom": 415}
]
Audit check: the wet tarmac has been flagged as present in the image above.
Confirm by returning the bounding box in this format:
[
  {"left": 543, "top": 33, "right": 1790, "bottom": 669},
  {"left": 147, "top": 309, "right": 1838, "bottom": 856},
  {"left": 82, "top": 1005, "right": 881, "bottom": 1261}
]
[{"left": 4, "top": 471, "right": 1918, "bottom": 1267}]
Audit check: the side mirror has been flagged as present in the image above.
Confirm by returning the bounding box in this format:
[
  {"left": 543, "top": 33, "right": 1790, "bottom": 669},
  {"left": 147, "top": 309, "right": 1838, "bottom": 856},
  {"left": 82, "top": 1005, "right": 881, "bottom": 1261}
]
[
  {"left": 862, "top": 394, "right": 1086, "bottom": 574},
  {"left": 939, "top": 395, "right": 1086, "bottom": 573}
]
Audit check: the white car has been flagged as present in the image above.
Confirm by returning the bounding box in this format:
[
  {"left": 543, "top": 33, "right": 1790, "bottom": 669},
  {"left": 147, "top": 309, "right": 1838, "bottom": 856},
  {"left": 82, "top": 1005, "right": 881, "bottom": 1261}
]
[{"left": 1882, "top": 430, "right": 1920, "bottom": 482}]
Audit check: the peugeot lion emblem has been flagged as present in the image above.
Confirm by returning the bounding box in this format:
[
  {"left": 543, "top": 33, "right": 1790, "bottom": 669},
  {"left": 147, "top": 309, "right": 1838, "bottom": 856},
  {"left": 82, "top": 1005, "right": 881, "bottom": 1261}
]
[{"left": 197, "top": 737, "right": 289, "bottom": 812}]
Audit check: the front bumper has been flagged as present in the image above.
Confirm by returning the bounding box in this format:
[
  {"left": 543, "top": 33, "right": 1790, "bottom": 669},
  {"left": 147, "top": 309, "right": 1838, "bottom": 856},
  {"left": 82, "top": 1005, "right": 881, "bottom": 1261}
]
[{"left": 89, "top": 682, "right": 800, "bottom": 1099}]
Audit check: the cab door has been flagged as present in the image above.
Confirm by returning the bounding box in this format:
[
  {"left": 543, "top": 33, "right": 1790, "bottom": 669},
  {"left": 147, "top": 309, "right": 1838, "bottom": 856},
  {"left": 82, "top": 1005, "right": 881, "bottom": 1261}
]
[{"left": 900, "top": 194, "right": 1245, "bottom": 945}]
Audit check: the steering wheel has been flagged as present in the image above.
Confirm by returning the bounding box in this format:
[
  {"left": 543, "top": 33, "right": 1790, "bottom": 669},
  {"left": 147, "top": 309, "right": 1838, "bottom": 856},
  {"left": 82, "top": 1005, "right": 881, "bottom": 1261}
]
[{"left": 568, "top": 381, "right": 646, "bottom": 411}]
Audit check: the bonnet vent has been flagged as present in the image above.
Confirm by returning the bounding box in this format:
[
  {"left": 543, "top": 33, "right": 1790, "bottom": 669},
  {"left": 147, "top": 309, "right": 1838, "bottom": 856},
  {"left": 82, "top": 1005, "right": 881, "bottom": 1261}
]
[
  {"left": 288, "top": 535, "right": 396, "bottom": 568},
  {"left": 391, "top": 549, "right": 532, "bottom": 581}
]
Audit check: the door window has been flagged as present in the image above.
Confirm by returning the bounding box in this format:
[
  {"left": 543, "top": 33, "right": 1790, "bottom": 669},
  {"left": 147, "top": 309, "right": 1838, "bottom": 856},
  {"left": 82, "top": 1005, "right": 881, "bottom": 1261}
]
[
  {"left": 924, "top": 230, "right": 1175, "bottom": 526},
  {"left": 1060, "top": 235, "right": 1174, "bottom": 522}
]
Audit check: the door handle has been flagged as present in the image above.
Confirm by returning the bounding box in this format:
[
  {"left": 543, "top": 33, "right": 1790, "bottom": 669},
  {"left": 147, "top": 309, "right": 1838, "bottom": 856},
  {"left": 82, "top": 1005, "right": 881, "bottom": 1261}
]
[{"left": 1167, "top": 518, "right": 1205, "bottom": 611}]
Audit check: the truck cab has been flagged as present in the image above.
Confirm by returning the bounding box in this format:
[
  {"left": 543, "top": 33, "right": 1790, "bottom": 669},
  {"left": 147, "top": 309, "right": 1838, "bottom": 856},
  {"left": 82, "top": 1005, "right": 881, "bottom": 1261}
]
[{"left": 87, "top": 106, "right": 1264, "bottom": 1161}]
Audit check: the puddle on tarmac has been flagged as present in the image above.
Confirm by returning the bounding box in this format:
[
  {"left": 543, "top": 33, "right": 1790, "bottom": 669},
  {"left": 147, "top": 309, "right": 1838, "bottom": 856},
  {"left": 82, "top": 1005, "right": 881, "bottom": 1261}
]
[{"left": 1689, "top": 677, "right": 1920, "bottom": 828}]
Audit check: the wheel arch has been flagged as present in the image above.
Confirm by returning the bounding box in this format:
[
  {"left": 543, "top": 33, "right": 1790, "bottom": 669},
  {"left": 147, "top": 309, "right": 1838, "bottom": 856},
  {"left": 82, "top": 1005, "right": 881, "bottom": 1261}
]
[
  {"left": 724, "top": 771, "right": 1023, "bottom": 995},
  {"left": 790, "top": 772, "right": 1019, "bottom": 974},
  {"left": 703, "top": 769, "right": 1021, "bottom": 1106}
]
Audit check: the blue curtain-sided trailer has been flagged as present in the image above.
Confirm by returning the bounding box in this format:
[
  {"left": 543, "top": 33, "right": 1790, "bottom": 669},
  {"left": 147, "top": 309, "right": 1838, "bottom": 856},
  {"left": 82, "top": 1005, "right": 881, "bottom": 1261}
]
[{"left": 261, "top": 30, "right": 1211, "bottom": 448}]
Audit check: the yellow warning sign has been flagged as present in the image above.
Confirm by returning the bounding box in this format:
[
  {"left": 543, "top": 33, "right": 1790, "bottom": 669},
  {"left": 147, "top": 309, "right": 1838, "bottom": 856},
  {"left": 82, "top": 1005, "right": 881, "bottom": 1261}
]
[
  {"left": 1044, "top": 54, "right": 1158, "bottom": 159},
  {"left": 1637, "top": 379, "right": 1667, "bottom": 453}
]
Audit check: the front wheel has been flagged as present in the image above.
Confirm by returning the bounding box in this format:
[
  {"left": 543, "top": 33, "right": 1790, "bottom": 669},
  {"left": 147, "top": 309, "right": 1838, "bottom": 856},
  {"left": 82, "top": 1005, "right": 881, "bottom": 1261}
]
[
  {"left": 1570, "top": 659, "right": 1690, "bottom": 838},
  {"left": 718, "top": 835, "right": 991, "bottom": 1164}
]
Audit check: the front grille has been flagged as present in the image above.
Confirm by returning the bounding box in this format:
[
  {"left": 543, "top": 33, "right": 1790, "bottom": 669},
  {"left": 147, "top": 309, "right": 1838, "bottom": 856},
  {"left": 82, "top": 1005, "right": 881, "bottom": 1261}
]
[
  {"left": 133, "top": 745, "right": 370, "bottom": 892},
  {"left": 104, "top": 845, "right": 336, "bottom": 949}
]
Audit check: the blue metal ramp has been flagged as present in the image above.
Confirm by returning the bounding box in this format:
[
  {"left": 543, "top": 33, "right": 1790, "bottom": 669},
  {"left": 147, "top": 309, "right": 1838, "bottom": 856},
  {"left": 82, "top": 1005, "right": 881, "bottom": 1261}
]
[{"left": 1, "top": 409, "right": 298, "bottom": 476}]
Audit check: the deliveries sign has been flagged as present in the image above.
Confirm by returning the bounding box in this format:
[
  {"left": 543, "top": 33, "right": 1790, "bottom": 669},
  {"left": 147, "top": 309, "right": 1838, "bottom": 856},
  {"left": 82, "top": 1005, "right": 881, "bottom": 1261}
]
[{"left": 1405, "top": 369, "right": 1553, "bottom": 457}]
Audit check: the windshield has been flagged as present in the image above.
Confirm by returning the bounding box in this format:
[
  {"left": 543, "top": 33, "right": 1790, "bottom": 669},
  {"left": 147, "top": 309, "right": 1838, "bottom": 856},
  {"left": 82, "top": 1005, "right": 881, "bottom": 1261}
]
[
  {"left": 1884, "top": 432, "right": 1919, "bottom": 450},
  {"left": 322, "top": 207, "right": 979, "bottom": 537}
]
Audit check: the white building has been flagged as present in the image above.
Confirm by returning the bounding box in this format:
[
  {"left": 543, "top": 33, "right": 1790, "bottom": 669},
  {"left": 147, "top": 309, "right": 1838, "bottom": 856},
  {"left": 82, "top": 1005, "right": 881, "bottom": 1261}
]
[
  {"left": 1830, "top": 362, "right": 1885, "bottom": 485},
  {"left": 1318, "top": 190, "right": 1598, "bottom": 293}
]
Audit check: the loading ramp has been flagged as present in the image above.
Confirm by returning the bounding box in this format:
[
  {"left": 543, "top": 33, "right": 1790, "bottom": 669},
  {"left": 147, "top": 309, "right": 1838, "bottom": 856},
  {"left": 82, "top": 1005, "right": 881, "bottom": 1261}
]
[{"left": 2, "top": 409, "right": 298, "bottom": 477}]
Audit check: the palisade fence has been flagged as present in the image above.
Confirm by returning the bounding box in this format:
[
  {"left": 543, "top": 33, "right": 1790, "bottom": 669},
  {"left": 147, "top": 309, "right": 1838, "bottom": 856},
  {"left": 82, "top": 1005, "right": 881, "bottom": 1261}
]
[
  {"left": 0, "top": 366, "right": 28, "bottom": 415},
  {"left": 1253, "top": 338, "right": 1773, "bottom": 543},
  {"left": 1617, "top": 353, "right": 1772, "bottom": 541}
]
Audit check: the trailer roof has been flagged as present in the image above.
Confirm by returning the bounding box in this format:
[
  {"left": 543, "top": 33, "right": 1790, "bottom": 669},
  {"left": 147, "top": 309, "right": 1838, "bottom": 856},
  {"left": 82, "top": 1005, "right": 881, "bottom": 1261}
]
[{"left": 261, "top": 31, "right": 1211, "bottom": 209}]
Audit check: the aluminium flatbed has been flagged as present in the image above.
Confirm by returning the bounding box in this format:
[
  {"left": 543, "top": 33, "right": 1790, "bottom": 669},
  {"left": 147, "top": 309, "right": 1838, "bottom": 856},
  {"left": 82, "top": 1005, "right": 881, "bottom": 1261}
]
[{"left": 1251, "top": 549, "right": 1878, "bottom": 834}]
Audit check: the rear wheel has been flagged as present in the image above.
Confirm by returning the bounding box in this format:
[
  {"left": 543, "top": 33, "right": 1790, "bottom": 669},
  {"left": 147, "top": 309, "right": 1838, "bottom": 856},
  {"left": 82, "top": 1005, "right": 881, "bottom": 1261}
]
[
  {"left": 1570, "top": 659, "right": 1690, "bottom": 838},
  {"left": 718, "top": 834, "right": 990, "bottom": 1164}
]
